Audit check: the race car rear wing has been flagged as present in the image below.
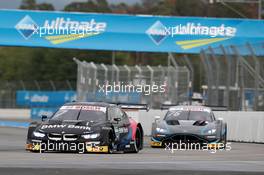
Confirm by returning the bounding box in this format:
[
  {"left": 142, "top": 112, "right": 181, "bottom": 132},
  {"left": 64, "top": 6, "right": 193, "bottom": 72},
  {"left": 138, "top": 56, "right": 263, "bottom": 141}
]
[
  {"left": 205, "top": 105, "right": 228, "bottom": 111},
  {"left": 116, "top": 103, "right": 149, "bottom": 111},
  {"left": 161, "top": 104, "right": 178, "bottom": 110},
  {"left": 161, "top": 104, "right": 227, "bottom": 111}
]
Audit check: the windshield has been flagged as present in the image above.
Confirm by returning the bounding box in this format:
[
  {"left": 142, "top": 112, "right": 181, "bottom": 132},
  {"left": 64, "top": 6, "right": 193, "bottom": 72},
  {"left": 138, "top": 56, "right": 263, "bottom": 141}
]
[
  {"left": 165, "top": 110, "right": 212, "bottom": 122},
  {"left": 50, "top": 105, "right": 107, "bottom": 122},
  {"left": 165, "top": 110, "right": 188, "bottom": 120},
  {"left": 189, "top": 111, "right": 211, "bottom": 121}
]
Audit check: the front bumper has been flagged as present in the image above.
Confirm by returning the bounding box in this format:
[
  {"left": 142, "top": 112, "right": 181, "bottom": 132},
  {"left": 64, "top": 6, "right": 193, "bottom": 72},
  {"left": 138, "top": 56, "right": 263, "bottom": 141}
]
[
  {"left": 150, "top": 138, "right": 163, "bottom": 147},
  {"left": 151, "top": 133, "right": 222, "bottom": 148},
  {"left": 26, "top": 140, "right": 109, "bottom": 153}
]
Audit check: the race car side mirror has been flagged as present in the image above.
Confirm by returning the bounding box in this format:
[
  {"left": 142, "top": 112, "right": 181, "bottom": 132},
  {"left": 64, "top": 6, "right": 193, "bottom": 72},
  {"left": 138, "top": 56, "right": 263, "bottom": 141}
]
[
  {"left": 216, "top": 118, "right": 223, "bottom": 124},
  {"left": 114, "top": 118, "right": 121, "bottom": 123},
  {"left": 154, "top": 116, "right": 161, "bottom": 122},
  {"left": 41, "top": 115, "right": 47, "bottom": 121}
]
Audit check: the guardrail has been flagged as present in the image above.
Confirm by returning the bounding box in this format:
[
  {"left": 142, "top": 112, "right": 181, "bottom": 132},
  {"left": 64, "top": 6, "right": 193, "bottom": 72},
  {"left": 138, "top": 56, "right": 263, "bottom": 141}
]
[
  {"left": 0, "top": 109, "right": 263, "bottom": 143},
  {"left": 128, "top": 110, "right": 264, "bottom": 143},
  {"left": 0, "top": 109, "right": 30, "bottom": 120}
]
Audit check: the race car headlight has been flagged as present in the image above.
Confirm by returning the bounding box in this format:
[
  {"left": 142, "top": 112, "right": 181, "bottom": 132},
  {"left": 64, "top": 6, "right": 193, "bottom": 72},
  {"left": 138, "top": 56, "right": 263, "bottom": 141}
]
[
  {"left": 33, "top": 131, "right": 45, "bottom": 138},
  {"left": 207, "top": 129, "right": 216, "bottom": 134},
  {"left": 156, "top": 127, "right": 167, "bottom": 133},
  {"left": 82, "top": 133, "right": 100, "bottom": 139}
]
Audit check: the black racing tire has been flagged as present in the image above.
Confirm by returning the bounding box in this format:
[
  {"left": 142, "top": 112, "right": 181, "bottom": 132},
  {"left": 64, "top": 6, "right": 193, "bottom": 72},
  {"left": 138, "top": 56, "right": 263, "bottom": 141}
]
[
  {"left": 131, "top": 128, "right": 142, "bottom": 153},
  {"left": 108, "top": 132, "right": 115, "bottom": 154},
  {"left": 28, "top": 150, "right": 40, "bottom": 153},
  {"left": 151, "top": 145, "right": 163, "bottom": 148},
  {"left": 222, "top": 124, "right": 227, "bottom": 149}
]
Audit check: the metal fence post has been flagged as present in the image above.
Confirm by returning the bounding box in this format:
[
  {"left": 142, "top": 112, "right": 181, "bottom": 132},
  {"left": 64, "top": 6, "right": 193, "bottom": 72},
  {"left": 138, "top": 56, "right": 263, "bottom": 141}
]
[
  {"left": 247, "top": 43, "right": 260, "bottom": 111},
  {"left": 113, "top": 64, "right": 119, "bottom": 83},
  {"left": 220, "top": 45, "right": 231, "bottom": 110},
  {"left": 101, "top": 63, "right": 108, "bottom": 85},
  {"left": 183, "top": 55, "right": 193, "bottom": 104},
  {"left": 147, "top": 65, "right": 154, "bottom": 107},
  {"left": 124, "top": 65, "right": 131, "bottom": 83},
  {"left": 209, "top": 46, "right": 220, "bottom": 106},
  {"left": 200, "top": 49, "right": 213, "bottom": 105},
  {"left": 135, "top": 65, "right": 142, "bottom": 84},
  {"left": 49, "top": 80, "right": 56, "bottom": 91},
  {"left": 90, "top": 62, "right": 97, "bottom": 93},
  {"left": 231, "top": 45, "right": 244, "bottom": 110},
  {"left": 158, "top": 65, "right": 165, "bottom": 105}
]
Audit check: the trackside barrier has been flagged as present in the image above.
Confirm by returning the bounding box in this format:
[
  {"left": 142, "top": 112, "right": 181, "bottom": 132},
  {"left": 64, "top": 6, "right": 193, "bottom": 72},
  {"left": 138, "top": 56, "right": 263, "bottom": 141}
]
[
  {"left": 214, "top": 111, "right": 264, "bottom": 143},
  {"left": 0, "top": 109, "right": 30, "bottom": 120},
  {"left": 0, "top": 109, "right": 263, "bottom": 143},
  {"left": 127, "top": 110, "right": 264, "bottom": 143}
]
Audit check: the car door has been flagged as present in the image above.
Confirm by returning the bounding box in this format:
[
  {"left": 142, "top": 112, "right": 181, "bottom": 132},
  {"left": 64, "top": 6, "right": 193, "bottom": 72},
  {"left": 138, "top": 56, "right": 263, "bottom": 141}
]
[
  {"left": 117, "top": 108, "right": 130, "bottom": 140},
  {"left": 108, "top": 107, "right": 129, "bottom": 142}
]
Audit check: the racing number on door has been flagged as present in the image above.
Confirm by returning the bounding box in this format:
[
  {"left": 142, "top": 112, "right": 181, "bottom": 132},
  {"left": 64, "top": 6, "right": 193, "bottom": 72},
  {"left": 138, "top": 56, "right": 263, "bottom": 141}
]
[{"left": 110, "top": 107, "right": 129, "bottom": 141}]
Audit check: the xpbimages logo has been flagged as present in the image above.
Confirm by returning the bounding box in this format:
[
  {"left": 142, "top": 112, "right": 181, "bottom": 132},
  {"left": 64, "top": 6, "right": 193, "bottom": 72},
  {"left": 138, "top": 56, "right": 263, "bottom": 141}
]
[
  {"left": 146, "top": 20, "right": 237, "bottom": 49},
  {"left": 15, "top": 15, "right": 107, "bottom": 44}
]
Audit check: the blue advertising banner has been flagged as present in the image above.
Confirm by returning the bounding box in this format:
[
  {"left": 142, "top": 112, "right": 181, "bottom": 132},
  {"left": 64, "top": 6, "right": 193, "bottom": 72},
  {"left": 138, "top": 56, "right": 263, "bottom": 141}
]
[
  {"left": 31, "top": 107, "right": 57, "bottom": 120},
  {"left": 244, "top": 89, "right": 264, "bottom": 110},
  {"left": 16, "top": 90, "right": 76, "bottom": 107},
  {"left": 1, "top": 9, "right": 264, "bottom": 54}
]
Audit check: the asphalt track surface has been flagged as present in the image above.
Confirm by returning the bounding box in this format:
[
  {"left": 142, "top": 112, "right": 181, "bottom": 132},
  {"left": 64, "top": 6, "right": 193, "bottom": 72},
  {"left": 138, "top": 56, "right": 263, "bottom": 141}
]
[{"left": 0, "top": 127, "right": 264, "bottom": 175}]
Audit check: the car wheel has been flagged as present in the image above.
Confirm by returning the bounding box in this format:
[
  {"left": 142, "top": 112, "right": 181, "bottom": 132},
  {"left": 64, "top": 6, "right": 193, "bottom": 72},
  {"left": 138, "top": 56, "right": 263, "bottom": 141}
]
[
  {"left": 108, "top": 133, "right": 115, "bottom": 154},
  {"left": 131, "top": 128, "right": 141, "bottom": 153},
  {"left": 28, "top": 150, "right": 40, "bottom": 153},
  {"left": 222, "top": 125, "right": 227, "bottom": 149}
]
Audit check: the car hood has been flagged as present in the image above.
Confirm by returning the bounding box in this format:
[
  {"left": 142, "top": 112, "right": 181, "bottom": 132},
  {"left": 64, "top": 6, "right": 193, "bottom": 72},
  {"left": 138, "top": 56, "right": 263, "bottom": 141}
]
[
  {"left": 157, "top": 120, "right": 216, "bottom": 135},
  {"left": 36, "top": 120, "right": 108, "bottom": 134}
]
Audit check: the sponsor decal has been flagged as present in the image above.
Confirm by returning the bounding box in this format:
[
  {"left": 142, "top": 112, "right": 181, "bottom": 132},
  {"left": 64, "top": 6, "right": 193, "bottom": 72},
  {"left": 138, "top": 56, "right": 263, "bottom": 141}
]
[
  {"left": 15, "top": 15, "right": 39, "bottom": 39},
  {"left": 150, "top": 141, "right": 162, "bottom": 147},
  {"left": 176, "top": 37, "right": 229, "bottom": 50},
  {"left": 41, "top": 124, "right": 91, "bottom": 130},
  {"left": 60, "top": 105, "right": 106, "bottom": 113},
  {"left": 146, "top": 20, "right": 168, "bottom": 45},
  {"left": 29, "top": 94, "right": 49, "bottom": 103},
  {"left": 60, "top": 105, "right": 82, "bottom": 110},
  {"left": 82, "top": 106, "right": 107, "bottom": 112},
  {"left": 117, "top": 127, "right": 128, "bottom": 133},
  {"left": 146, "top": 21, "right": 237, "bottom": 49},
  {"left": 15, "top": 15, "right": 107, "bottom": 44},
  {"left": 86, "top": 145, "right": 108, "bottom": 152},
  {"left": 17, "top": 91, "right": 76, "bottom": 107},
  {"left": 170, "top": 106, "right": 211, "bottom": 112},
  {"left": 170, "top": 23, "right": 236, "bottom": 37}
]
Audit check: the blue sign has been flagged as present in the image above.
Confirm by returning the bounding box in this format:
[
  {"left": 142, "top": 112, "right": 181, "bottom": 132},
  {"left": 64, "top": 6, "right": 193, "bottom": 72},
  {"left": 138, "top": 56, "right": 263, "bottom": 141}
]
[
  {"left": 31, "top": 107, "right": 57, "bottom": 120},
  {"left": 244, "top": 89, "right": 264, "bottom": 110},
  {"left": 1, "top": 9, "right": 264, "bottom": 54},
  {"left": 16, "top": 91, "right": 76, "bottom": 107}
]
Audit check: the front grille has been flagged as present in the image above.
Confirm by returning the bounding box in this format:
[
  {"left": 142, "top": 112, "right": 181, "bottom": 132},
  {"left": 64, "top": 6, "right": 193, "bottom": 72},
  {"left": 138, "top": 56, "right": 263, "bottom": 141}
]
[
  {"left": 63, "top": 134, "right": 78, "bottom": 141},
  {"left": 48, "top": 133, "right": 79, "bottom": 141},
  {"left": 164, "top": 134, "right": 207, "bottom": 144},
  {"left": 48, "top": 133, "right": 62, "bottom": 141}
]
